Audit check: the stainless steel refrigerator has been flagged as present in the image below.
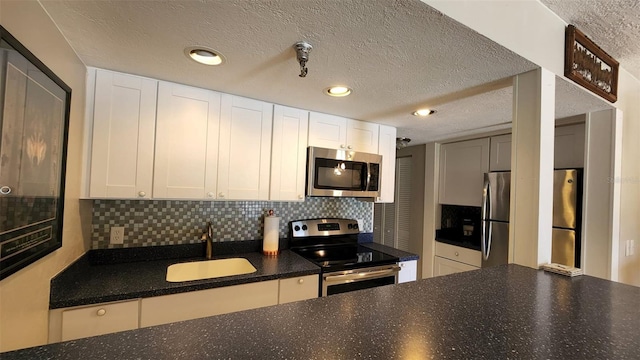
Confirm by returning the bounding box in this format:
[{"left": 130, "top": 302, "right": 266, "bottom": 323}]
[{"left": 481, "top": 170, "right": 581, "bottom": 268}]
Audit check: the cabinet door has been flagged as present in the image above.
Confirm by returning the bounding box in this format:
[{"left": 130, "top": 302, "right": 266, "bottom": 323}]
[
  {"left": 347, "top": 119, "right": 379, "bottom": 153},
  {"left": 308, "top": 112, "right": 347, "bottom": 149},
  {"left": 489, "top": 134, "right": 512, "bottom": 172},
  {"left": 60, "top": 300, "right": 139, "bottom": 341},
  {"left": 218, "top": 94, "right": 273, "bottom": 200},
  {"left": 433, "top": 256, "right": 479, "bottom": 277},
  {"left": 554, "top": 123, "right": 585, "bottom": 168},
  {"left": 270, "top": 105, "right": 308, "bottom": 201},
  {"left": 435, "top": 242, "right": 482, "bottom": 267},
  {"left": 154, "top": 82, "right": 220, "bottom": 199},
  {"left": 278, "top": 275, "right": 319, "bottom": 304},
  {"left": 140, "top": 280, "right": 278, "bottom": 327},
  {"left": 376, "top": 125, "right": 397, "bottom": 203},
  {"left": 89, "top": 70, "right": 157, "bottom": 198},
  {"left": 439, "top": 138, "right": 490, "bottom": 206},
  {"left": 398, "top": 260, "right": 417, "bottom": 283}
]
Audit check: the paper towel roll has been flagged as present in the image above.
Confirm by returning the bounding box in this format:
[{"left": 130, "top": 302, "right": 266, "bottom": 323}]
[{"left": 263, "top": 216, "right": 280, "bottom": 256}]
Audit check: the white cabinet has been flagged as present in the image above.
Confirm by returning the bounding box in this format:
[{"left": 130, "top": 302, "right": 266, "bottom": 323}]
[
  {"left": 153, "top": 81, "right": 221, "bottom": 199},
  {"left": 439, "top": 138, "right": 490, "bottom": 206},
  {"left": 433, "top": 242, "right": 481, "bottom": 277},
  {"left": 48, "top": 299, "right": 140, "bottom": 343},
  {"left": 278, "top": 275, "right": 319, "bottom": 304},
  {"left": 489, "top": 134, "right": 512, "bottom": 172},
  {"left": 88, "top": 70, "right": 157, "bottom": 198},
  {"left": 376, "top": 125, "right": 397, "bottom": 203},
  {"left": 397, "top": 260, "right": 417, "bottom": 283},
  {"left": 270, "top": 105, "right": 308, "bottom": 201},
  {"left": 217, "top": 94, "right": 273, "bottom": 200},
  {"left": 308, "top": 112, "right": 379, "bottom": 153},
  {"left": 140, "top": 280, "right": 279, "bottom": 327},
  {"left": 554, "top": 123, "right": 585, "bottom": 168}
]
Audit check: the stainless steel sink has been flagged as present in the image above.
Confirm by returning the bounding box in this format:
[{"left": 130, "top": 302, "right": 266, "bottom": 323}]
[{"left": 166, "top": 258, "right": 257, "bottom": 282}]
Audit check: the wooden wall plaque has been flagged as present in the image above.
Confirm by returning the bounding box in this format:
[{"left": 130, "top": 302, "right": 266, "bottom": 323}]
[{"left": 565, "top": 25, "right": 618, "bottom": 103}]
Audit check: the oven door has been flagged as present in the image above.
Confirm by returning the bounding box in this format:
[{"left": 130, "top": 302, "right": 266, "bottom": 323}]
[{"left": 322, "top": 264, "right": 401, "bottom": 296}]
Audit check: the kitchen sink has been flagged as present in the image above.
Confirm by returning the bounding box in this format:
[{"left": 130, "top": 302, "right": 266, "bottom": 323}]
[{"left": 166, "top": 258, "right": 257, "bottom": 282}]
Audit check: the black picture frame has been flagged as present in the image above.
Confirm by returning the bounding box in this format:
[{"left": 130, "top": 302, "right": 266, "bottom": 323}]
[{"left": 0, "top": 25, "right": 72, "bottom": 280}]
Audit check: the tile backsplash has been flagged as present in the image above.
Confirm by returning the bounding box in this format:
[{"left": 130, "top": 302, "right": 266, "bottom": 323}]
[{"left": 92, "top": 198, "right": 373, "bottom": 249}]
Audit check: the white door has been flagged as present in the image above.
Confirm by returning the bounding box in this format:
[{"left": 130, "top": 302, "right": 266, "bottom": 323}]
[
  {"left": 270, "top": 105, "right": 308, "bottom": 201},
  {"left": 376, "top": 124, "right": 396, "bottom": 202},
  {"left": 308, "top": 112, "right": 347, "bottom": 149},
  {"left": 218, "top": 94, "right": 273, "bottom": 200},
  {"left": 154, "top": 82, "right": 221, "bottom": 199},
  {"left": 346, "top": 119, "right": 379, "bottom": 153},
  {"left": 89, "top": 70, "right": 157, "bottom": 198}
]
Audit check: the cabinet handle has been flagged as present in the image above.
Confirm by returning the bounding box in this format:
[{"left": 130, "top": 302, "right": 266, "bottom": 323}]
[
  {"left": 298, "top": 194, "right": 304, "bottom": 200},
  {"left": 0, "top": 186, "right": 11, "bottom": 195},
  {"left": 455, "top": 252, "right": 459, "bottom": 257},
  {"left": 340, "top": 144, "right": 346, "bottom": 149},
  {"left": 96, "top": 309, "right": 106, "bottom": 316},
  {"left": 207, "top": 192, "right": 214, "bottom": 198},
  {"left": 347, "top": 145, "right": 353, "bottom": 150},
  {"left": 298, "top": 278, "right": 304, "bottom": 284},
  {"left": 138, "top": 191, "right": 146, "bottom": 198},
  {"left": 218, "top": 192, "right": 225, "bottom": 198},
  {"left": 400, "top": 263, "right": 405, "bottom": 267}
]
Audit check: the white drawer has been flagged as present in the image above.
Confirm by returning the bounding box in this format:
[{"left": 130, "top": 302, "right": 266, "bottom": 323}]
[
  {"left": 61, "top": 300, "right": 140, "bottom": 341},
  {"left": 435, "top": 242, "right": 481, "bottom": 267},
  {"left": 278, "top": 275, "right": 319, "bottom": 304}
]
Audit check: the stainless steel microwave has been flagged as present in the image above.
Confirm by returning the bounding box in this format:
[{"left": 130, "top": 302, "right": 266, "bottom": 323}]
[{"left": 307, "top": 146, "right": 382, "bottom": 198}]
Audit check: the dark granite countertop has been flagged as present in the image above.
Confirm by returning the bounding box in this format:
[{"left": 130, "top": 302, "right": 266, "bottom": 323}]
[
  {"left": 361, "top": 242, "right": 420, "bottom": 261},
  {"left": 49, "top": 247, "right": 319, "bottom": 309},
  {"left": 6, "top": 265, "right": 640, "bottom": 359}
]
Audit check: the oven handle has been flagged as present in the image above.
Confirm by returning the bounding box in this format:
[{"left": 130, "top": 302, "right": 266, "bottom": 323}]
[{"left": 324, "top": 265, "right": 401, "bottom": 284}]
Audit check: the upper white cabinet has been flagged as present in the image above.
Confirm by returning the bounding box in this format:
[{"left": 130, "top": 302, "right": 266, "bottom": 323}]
[
  {"left": 153, "top": 81, "right": 221, "bottom": 199},
  {"left": 270, "top": 105, "right": 308, "bottom": 201},
  {"left": 377, "top": 124, "right": 397, "bottom": 203},
  {"left": 439, "top": 138, "right": 490, "bottom": 206},
  {"left": 554, "top": 123, "right": 585, "bottom": 168},
  {"left": 308, "top": 112, "right": 379, "bottom": 153},
  {"left": 218, "top": 95, "right": 273, "bottom": 200},
  {"left": 489, "top": 134, "right": 512, "bottom": 172},
  {"left": 89, "top": 70, "right": 157, "bottom": 198}
]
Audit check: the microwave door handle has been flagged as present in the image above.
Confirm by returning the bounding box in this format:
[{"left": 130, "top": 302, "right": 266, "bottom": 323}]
[{"left": 365, "top": 163, "right": 372, "bottom": 191}]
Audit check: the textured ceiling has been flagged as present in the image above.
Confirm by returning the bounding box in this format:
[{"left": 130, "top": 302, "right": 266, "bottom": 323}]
[
  {"left": 541, "top": 0, "right": 640, "bottom": 80},
  {"left": 40, "top": 0, "right": 615, "bottom": 145}
]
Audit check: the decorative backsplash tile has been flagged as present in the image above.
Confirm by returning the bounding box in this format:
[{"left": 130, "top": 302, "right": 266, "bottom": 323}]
[{"left": 92, "top": 198, "right": 373, "bottom": 249}]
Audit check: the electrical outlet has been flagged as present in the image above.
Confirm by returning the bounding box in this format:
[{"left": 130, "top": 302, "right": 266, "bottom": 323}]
[
  {"left": 110, "top": 226, "right": 125, "bottom": 245},
  {"left": 357, "top": 219, "right": 364, "bottom": 231}
]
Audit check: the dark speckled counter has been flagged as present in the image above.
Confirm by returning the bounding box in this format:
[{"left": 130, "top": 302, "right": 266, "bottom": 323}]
[
  {"left": 7, "top": 265, "right": 639, "bottom": 359},
  {"left": 50, "top": 249, "right": 319, "bottom": 309}
]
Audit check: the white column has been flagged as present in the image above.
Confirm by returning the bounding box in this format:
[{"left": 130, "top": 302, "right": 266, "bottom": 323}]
[
  {"left": 582, "top": 109, "right": 622, "bottom": 280},
  {"left": 509, "top": 68, "right": 556, "bottom": 268}
]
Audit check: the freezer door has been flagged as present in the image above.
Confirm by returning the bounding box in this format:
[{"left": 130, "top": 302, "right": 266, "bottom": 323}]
[
  {"left": 552, "top": 228, "right": 576, "bottom": 267},
  {"left": 482, "top": 221, "right": 509, "bottom": 268},
  {"left": 483, "top": 172, "right": 511, "bottom": 222},
  {"left": 552, "top": 170, "right": 578, "bottom": 229}
]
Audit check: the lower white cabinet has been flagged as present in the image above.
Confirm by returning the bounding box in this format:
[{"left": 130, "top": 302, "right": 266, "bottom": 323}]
[
  {"left": 48, "top": 299, "right": 140, "bottom": 343},
  {"left": 397, "top": 260, "right": 417, "bottom": 283},
  {"left": 433, "top": 242, "right": 481, "bottom": 277},
  {"left": 140, "top": 280, "right": 279, "bottom": 327},
  {"left": 278, "top": 275, "right": 319, "bottom": 304}
]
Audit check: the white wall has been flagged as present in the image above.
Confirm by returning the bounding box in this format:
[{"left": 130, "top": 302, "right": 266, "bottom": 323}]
[{"left": 0, "top": 1, "right": 90, "bottom": 352}]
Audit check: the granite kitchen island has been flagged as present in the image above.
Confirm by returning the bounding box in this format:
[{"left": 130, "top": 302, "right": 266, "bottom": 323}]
[{"left": 3, "top": 264, "right": 639, "bottom": 359}]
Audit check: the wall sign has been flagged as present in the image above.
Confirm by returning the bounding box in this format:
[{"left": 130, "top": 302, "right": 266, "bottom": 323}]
[
  {"left": 0, "top": 25, "right": 72, "bottom": 280},
  {"left": 565, "top": 24, "right": 619, "bottom": 103}
]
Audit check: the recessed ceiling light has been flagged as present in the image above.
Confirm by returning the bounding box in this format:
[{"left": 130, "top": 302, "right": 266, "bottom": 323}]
[
  {"left": 185, "top": 46, "right": 225, "bottom": 66},
  {"left": 412, "top": 108, "right": 437, "bottom": 117},
  {"left": 325, "top": 86, "right": 352, "bottom": 97}
]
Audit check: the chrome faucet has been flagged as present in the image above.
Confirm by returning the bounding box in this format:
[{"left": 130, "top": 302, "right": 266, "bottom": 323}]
[{"left": 201, "top": 221, "right": 214, "bottom": 260}]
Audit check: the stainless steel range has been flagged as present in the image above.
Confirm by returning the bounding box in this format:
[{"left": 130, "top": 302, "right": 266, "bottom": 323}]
[{"left": 289, "top": 218, "right": 400, "bottom": 296}]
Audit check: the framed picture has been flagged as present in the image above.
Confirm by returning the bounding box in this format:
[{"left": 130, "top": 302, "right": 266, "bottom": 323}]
[
  {"left": 0, "top": 25, "right": 72, "bottom": 280},
  {"left": 564, "top": 25, "right": 618, "bottom": 103}
]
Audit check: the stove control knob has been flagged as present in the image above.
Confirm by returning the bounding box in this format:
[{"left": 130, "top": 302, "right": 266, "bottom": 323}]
[
  {"left": 347, "top": 224, "right": 353, "bottom": 229},
  {"left": 294, "top": 225, "right": 301, "bottom": 232},
  {"left": 353, "top": 223, "right": 359, "bottom": 230},
  {"left": 302, "top": 225, "right": 308, "bottom": 231}
]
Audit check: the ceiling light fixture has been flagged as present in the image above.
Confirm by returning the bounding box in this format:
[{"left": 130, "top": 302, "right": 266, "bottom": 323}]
[
  {"left": 396, "top": 137, "right": 411, "bottom": 149},
  {"left": 293, "top": 41, "right": 313, "bottom": 77},
  {"left": 412, "top": 108, "right": 436, "bottom": 117},
  {"left": 185, "top": 47, "right": 225, "bottom": 66},
  {"left": 325, "top": 86, "right": 352, "bottom": 97}
]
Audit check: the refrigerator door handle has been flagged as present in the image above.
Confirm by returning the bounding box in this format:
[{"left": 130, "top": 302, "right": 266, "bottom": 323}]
[
  {"left": 481, "top": 177, "right": 490, "bottom": 260},
  {"left": 486, "top": 220, "right": 493, "bottom": 260}
]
